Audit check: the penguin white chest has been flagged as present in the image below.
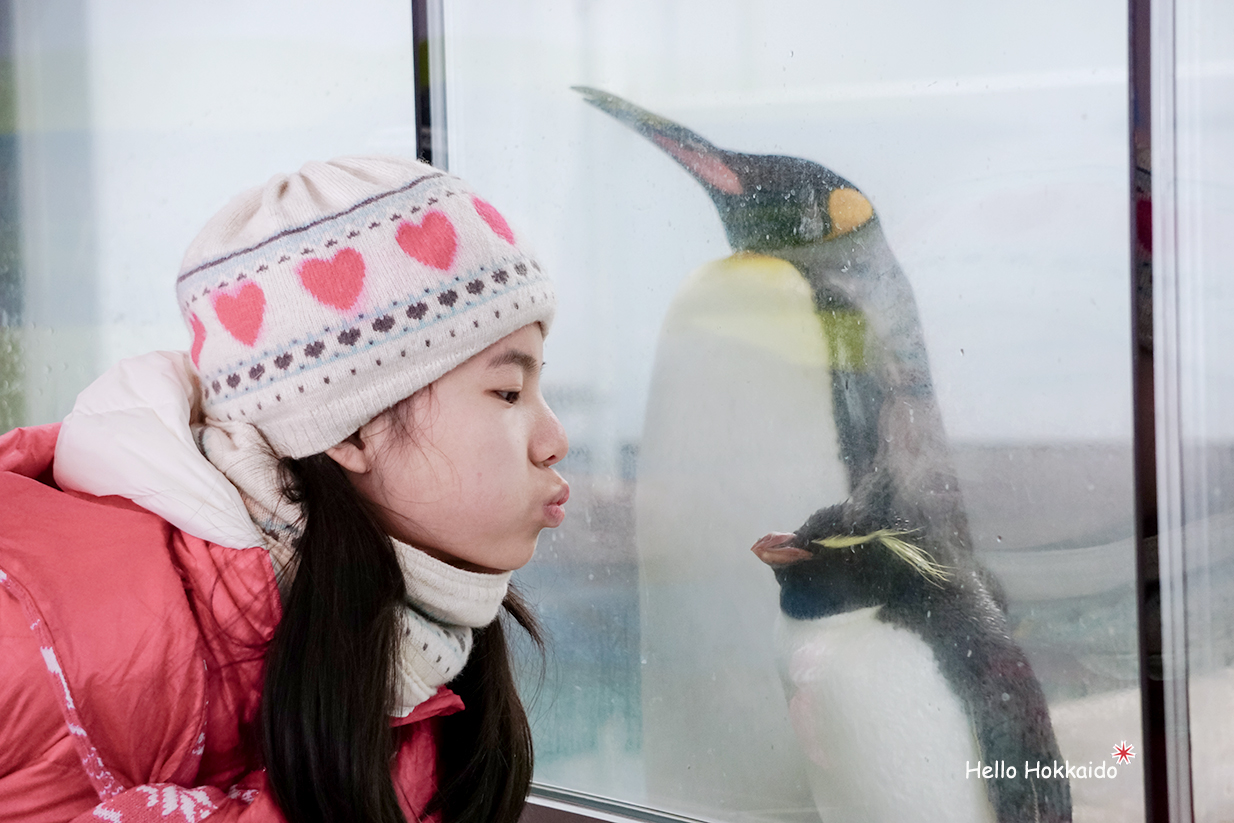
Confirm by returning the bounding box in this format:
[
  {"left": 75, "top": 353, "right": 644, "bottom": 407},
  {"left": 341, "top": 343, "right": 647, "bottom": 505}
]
[
  {"left": 776, "top": 607, "right": 997, "bottom": 823},
  {"left": 635, "top": 254, "right": 852, "bottom": 810}
]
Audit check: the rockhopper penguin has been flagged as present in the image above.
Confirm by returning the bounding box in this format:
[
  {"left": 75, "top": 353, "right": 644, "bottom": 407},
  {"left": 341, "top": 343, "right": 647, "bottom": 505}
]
[{"left": 577, "top": 87, "right": 1070, "bottom": 822}]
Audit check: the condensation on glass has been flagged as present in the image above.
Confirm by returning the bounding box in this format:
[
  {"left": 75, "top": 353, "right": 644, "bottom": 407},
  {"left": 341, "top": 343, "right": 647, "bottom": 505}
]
[
  {"left": 436, "top": 2, "right": 1177, "bottom": 822},
  {"left": 4, "top": 1, "right": 1231, "bottom": 822}
]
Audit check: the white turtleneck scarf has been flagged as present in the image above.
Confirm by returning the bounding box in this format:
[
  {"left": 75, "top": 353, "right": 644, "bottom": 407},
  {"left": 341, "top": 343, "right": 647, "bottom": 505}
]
[
  {"left": 392, "top": 539, "right": 510, "bottom": 715},
  {"left": 197, "top": 417, "right": 511, "bottom": 717}
]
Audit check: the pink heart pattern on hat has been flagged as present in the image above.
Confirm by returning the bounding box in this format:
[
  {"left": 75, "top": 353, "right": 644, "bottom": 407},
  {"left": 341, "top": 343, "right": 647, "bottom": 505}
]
[
  {"left": 298, "top": 247, "right": 366, "bottom": 311},
  {"left": 213, "top": 282, "right": 266, "bottom": 346},
  {"left": 473, "top": 197, "right": 514, "bottom": 244},
  {"left": 189, "top": 314, "right": 207, "bottom": 366},
  {"left": 180, "top": 162, "right": 557, "bottom": 460},
  {"left": 397, "top": 211, "right": 457, "bottom": 270}
]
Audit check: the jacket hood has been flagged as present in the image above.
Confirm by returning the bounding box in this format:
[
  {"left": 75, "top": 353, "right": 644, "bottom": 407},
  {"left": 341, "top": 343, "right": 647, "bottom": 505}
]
[{"left": 53, "top": 351, "right": 264, "bottom": 549}]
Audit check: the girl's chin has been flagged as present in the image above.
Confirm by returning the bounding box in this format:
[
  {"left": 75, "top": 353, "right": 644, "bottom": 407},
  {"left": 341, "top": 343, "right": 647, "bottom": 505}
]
[
  {"left": 438, "top": 545, "right": 538, "bottom": 575},
  {"left": 406, "top": 532, "right": 541, "bottom": 574}
]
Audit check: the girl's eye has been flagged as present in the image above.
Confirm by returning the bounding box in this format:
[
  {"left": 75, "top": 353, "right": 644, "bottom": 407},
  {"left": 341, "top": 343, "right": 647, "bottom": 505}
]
[{"left": 495, "top": 390, "right": 521, "bottom": 404}]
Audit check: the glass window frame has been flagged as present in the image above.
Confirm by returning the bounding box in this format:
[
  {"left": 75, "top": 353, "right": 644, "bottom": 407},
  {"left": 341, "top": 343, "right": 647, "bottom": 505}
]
[{"left": 407, "top": 0, "right": 1220, "bottom": 820}]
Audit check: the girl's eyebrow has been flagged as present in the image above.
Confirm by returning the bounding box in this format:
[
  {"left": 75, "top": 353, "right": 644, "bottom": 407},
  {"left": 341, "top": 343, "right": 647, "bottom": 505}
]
[{"left": 486, "top": 348, "right": 541, "bottom": 376}]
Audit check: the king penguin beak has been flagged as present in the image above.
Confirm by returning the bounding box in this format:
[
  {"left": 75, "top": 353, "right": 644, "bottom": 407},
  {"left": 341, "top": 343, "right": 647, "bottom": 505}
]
[{"left": 574, "top": 85, "right": 746, "bottom": 197}]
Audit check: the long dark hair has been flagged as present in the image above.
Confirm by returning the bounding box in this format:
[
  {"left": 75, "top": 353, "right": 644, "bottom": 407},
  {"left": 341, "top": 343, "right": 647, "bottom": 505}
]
[{"left": 261, "top": 451, "right": 543, "bottom": 823}]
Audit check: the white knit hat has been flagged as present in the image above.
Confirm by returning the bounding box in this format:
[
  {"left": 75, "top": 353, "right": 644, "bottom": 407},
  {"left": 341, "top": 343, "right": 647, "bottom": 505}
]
[{"left": 176, "top": 156, "right": 555, "bottom": 458}]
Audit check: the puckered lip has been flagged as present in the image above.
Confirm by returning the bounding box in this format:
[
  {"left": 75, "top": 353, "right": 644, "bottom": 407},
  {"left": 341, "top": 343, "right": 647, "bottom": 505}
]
[
  {"left": 548, "top": 483, "right": 571, "bottom": 508},
  {"left": 542, "top": 482, "right": 570, "bottom": 528}
]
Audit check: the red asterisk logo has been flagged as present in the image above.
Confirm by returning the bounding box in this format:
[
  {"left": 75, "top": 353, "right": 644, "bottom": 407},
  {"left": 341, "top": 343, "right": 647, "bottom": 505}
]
[{"left": 1113, "top": 741, "right": 1135, "bottom": 764}]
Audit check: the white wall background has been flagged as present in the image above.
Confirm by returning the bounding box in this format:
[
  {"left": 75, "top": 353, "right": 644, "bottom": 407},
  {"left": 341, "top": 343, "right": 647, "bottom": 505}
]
[
  {"left": 443, "top": 0, "right": 1135, "bottom": 450},
  {"left": 12, "top": 0, "right": 419, "bottom": 422}
]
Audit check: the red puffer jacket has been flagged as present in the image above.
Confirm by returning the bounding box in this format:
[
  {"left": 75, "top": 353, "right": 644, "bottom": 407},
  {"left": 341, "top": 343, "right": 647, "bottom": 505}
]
[{"left": 0, "top": 423, "right": 462, "bottom": 822}]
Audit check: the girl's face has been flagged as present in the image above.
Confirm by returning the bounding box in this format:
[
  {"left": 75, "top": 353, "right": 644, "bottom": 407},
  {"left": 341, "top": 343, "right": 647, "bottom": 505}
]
[{"left": 329, "top": 323, "right": 569, "bottom": 573}]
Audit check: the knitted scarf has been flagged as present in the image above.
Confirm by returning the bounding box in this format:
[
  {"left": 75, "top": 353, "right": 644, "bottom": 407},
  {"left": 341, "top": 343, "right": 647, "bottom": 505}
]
[{"left": 197, "top": 419, "right": 510, "bottom": 717}]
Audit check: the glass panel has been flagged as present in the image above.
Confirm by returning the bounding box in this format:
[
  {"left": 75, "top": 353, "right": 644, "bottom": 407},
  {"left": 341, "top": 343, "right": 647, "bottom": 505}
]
[
  {"left": 1, "top": 0, "right": 418, "bottom": 430},
  {"left": 443, "top": 2, "right": 1145, "bottom": 821},
  {"left": 1154, "top": 0, "right": 1234, "bottom": 819}
]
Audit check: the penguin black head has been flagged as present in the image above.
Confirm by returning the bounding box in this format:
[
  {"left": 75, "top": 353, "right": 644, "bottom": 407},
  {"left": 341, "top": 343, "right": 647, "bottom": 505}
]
[
  {"left": 751, "top": 503, "right": 951, "bottom": 621},
  {"left": 752, "top": 532, "right": 893, "bottom": 620},
  {"left": 574, "top": 86, "right": 876, "bottom": 253}
]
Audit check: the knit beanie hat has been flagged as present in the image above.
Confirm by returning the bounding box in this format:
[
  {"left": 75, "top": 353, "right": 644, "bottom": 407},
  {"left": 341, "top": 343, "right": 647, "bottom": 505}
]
[{"left": 176, "top": 156, "right": 554, "bottom": 458}]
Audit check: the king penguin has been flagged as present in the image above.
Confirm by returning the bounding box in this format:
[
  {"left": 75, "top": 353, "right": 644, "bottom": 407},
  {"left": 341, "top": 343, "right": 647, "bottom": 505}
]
[{"left": 576, "top": 88, "right": 1070, "bottom": 822}]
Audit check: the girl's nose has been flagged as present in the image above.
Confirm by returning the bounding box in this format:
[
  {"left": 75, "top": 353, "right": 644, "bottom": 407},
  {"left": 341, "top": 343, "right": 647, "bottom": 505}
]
[{"left": 535, "top": 402, "right": 569, "bottom": 468}]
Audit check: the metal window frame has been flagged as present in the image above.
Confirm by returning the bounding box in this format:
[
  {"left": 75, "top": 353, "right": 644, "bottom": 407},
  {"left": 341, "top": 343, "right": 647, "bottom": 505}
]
[
  {"left": 524, "top": 787, "right": 721, "bottom": 823},
  {"left": 411, "top": 0, "right": 448, "bottom": 167},
  {"left": 1129, "top": 0, "right": 1177, "bottom": 818}
]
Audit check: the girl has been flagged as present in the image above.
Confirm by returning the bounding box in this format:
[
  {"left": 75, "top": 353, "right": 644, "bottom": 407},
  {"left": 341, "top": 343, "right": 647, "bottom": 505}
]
[{"left": 0, "top": 156, "right": 568, "bottom": 823}]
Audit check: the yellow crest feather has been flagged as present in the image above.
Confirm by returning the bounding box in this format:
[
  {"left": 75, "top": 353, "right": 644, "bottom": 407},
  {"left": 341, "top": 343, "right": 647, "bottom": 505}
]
[{"left": 811, "top": 528, "right": 952, "bottom": 585}]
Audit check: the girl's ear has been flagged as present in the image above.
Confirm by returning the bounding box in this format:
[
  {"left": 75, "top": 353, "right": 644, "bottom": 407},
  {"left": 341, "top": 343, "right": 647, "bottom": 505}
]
[{"left": 324, "top": 430, "right": 373, "bottom": 475}]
